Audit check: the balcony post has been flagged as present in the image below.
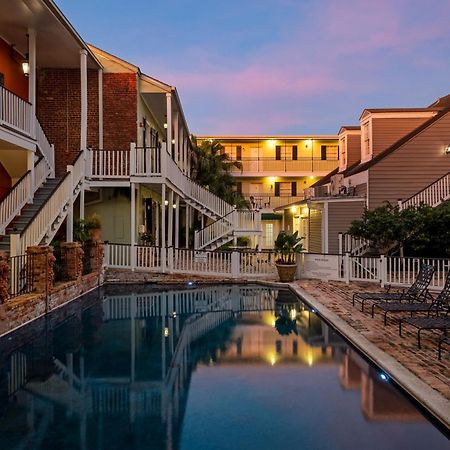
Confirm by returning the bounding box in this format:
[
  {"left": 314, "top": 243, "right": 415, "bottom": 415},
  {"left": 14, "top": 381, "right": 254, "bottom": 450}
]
[
  {"left": 28, "top": 29, "right": 36, "bottom": 139},
  {"left": 66, "top": 165, "right": 74, "bottom": 242},
  {"left": 185, "top": 204, "right": 189, "bottom": 248},
  {"left": 80, "top": 49, "right": 88, "bottom": 151},
  {"left": 130, "top": 142, "right": 136, "bottom": 176},
  {"left": 168, "top": 189, "right": 174, "bottom": 247},
  {"left": 161, "top": 184, "right": 166, "bottom": 272},
  {"left": 175, "top": 194, "right": 180, "bottom": 248},
  {"left": 166, "top": 92, "right": 172, "bottom": 163},
  {"left": 130, "top": 182, "right": 136, "bottom": 271},
  {"left": 174, "top": 111, "right": 179, "bottom": 165}
]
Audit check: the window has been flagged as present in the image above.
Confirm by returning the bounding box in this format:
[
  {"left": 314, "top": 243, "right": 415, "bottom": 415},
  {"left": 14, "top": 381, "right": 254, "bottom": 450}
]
[
  {"left": 274, "top": 182, "right": 280, "bottom": 196},
  {"left": 275, "top": 145, "right": 282, "bottom": 160},
  {"left": 321, "top": 145, "right": 327, "bottom": 160},
  {"left": 265, "top": 223, "right": 274, "bottom": 248},
  {"left": 291, "top": 181, "right": 297, "bottom": 196},
  {"left": 292, "top": 145, "right": 298, "bottom": 160},
  {"left": 236, "top": 145, "right": 242, "bottom": 160}
]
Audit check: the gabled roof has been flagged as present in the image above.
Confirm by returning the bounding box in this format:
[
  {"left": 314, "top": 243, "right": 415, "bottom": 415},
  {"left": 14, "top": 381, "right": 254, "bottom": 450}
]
[
  {"left": 347, "top": 107, "right": 450, "bottom": 177},
  {"left": 359, "top": 108, "right": 439, "bottom": 120},
  {"left": 338, "top": 125, "right": 361, "bottom": 135}
]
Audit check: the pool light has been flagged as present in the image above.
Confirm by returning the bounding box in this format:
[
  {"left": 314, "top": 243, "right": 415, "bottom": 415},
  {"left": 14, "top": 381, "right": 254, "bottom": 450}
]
[
  {"left": 164, "top": 327, "right": 169, "bottom": 337},
  {"left": 311, "top": 308, "right": 316, "bottom": 313},
  {"left": 380, "top": 372, "right": 389, "bottom": 382},
  {"left": 187, "top": 281, "right": 194, "bottom": 286}
]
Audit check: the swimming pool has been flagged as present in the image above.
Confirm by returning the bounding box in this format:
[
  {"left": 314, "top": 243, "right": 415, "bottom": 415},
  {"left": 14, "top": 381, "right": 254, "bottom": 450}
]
[{"left": 0, "top": 284, "right": 447, "bottom": 449}]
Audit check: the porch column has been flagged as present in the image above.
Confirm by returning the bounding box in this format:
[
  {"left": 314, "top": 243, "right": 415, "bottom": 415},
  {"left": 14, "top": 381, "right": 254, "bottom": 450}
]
[
  {"left": 184, "top": 135, "right": 189, "bottom": 175},
  {"left": 166, "top": 93, "right": 172, "bottom": 164},
  {"left": 28, "top": 29, "right": 36, "bottom": 139},
  {"left": 155, "top": 202, "right": 160, "bottom": 246},
  {"left": 174, "top": 112, "right": 179, "bottom": 164},
  {"left": 161, "top": 184, "right": 166, "bottom": 247},
  {"left": 130, "top": 183, "right": 136, "bottom": 245},
  {"left": 179, "top": 126, "right": 184, "bottom": 172},
  {"left": 168, "top": 189, "right": 174, "bottom": 247},
  {"left": 175, "top": 194, "right": 180, "bottom": 248},
  {"left": 66, "top": 166, "right": 74, "bottom": 242},
  {"left": 185, "top": 204, "right": 189, "bottom": 248},
  {"left": 98, "top": 69, "right": 103, "bottom": 149},
  {"left": 79, "top": 184, "right": 85, "bottom": 220},
  {"left": 80, "top": 49, "right": 88, "bottom": 151}
]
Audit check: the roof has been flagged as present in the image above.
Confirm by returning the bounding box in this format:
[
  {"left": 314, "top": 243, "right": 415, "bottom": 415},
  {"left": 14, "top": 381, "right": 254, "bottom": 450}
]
[
  {"left": 196, "top": 135, "right": 338, "bottom": 140},
  {"left": 359, "top": 108, "right": 440, "bottom": 120},
  {"left": 308, "top": 160, "right": 361, "bottom": 188},
  {"left": 338, "top": 126, "right": 361, "bottom": 135},
  {"left": 428, "top": 94, "right": 450, "bottom": 109},
  {"left": 347, "top": 107, "right": 450, "bottom": 177}
]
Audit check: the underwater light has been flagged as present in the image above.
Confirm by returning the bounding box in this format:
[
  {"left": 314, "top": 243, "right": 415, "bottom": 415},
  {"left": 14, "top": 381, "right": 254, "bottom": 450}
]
[
  {"left": 311, "top": 308, "right": 316, "bottom": 313},
  {"left": 380, "top": 373, "right": 389, "bottom": 382},
  {"left": 187, "top": 281, "right": 194, "bottom": 286}
]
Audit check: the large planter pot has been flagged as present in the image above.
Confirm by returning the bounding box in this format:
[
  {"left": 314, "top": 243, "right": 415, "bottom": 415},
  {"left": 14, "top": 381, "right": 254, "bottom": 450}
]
[
  {"left": 90, "top": 227, "right": 101, "bottom": 242},
  {"left": 276, "top": 263, "right": 297, "bottom": 282}
]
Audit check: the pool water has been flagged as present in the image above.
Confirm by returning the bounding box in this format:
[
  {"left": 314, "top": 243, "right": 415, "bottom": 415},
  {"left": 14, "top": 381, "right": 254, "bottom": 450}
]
[{"left": 0, "top": 285, "right": 447, "bottom": 450}]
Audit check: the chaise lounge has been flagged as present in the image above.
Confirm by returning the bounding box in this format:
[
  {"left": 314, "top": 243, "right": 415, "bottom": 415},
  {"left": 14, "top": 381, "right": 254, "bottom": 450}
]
[
  {"left": 371, "top": 270, "right": 450, "bottom": 325},
  {"left": 352, "top": 264, "right": 435, "bottom": 312}
]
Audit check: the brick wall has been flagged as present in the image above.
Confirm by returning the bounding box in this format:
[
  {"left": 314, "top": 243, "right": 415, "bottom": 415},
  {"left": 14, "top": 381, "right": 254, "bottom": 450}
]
[
  {"left": 36, "top": 68, "right": 99, "bottom": 176},
  {"left": 103, "top": 73, "right": 137, "bottom": 150}
]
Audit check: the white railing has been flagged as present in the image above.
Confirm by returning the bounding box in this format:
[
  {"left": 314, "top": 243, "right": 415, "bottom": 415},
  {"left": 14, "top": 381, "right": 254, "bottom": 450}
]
[
  {"left": 134, "top": 145, "right": 161, "bottom": 176},
  {"left": 348, "top": 256, "right": 380, "bottom": 282},
  {"left": 90, "top": 149, "right": 130, "bottom": 179},
  {"left": 240, "top": 251, "right": 277, "bottom": 278},
  {"left": 35, "top": 119, "right": 54, "bottom": 175},
  {"left": 338, "top": 233, "right": 371, "bottom": 256},
  {"left": 0, "top": 86, "right": 32, "bottom": 137},
  {"left": 71, "top": 152, "right": 85, "bottom": 192},
  {"left": 105, "top": 244, "right": 278, "bottom": 279},
  {"left": 194, "top": 214, "right": 232, "bottom": 249},
  {"left": 33, "top": 157, "right": 48, "bottom": 193},
  {"left": 235, "top": 209, "right": 261, "bottom": 231},
  {"left": 169, "top": 247, "right": 233, "bottom": 276},
  {"left": 19, "top": 174, "right": 71, "bottom": 253},
  {"left": 0, "top": 171, "right": 31, "bottom": 234},
  {"left": 400, "top": 172, "right": 450, "bottom": 209}
]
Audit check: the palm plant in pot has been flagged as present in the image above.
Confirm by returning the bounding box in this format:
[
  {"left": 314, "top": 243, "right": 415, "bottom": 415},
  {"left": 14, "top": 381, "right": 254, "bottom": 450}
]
[{"left": 274, "top": 231, "right": 303, "bottom": 282}]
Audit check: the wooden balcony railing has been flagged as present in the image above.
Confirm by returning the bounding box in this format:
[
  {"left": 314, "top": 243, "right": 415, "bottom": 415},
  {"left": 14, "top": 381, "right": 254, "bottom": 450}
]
[
  {"left": 231, "top": 157, "right": 338, "bottom": 173},
  {"left": 0, "top": 86, "right": 33, "bottom": 137}
]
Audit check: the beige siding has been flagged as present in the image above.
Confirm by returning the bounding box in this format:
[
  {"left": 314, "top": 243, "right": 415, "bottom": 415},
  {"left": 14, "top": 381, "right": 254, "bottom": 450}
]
[
  {"left": 347, "top": 134, "right": 361, "bottom": 167},
  {"left": 308, "top": 209, "right": 322, "bottom": 253},
  {"left": 354, "top": 183, "right": 367, "bottom": 197},
  {"left": 369, "top": 112, "right": 450, "bottom": 209},
  {"left": 327, "top": 201, "right": 366, "bottom": 254},
  {"left": 372, "top": 117, "right": 431, "bottom": 157}
]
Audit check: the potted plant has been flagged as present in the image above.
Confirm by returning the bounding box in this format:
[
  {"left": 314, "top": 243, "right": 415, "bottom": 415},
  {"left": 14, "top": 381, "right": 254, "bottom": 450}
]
[
  {"left": 87, "top": 213, "right": 102, "bottom": 241},
  {"left": 274, "top": 231, "right": 303, "bottom": 282}
]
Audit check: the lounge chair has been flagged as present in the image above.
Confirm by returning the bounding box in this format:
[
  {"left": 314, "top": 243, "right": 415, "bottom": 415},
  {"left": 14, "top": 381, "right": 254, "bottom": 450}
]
[
  {"left": 399, "top": 288, "right": 449, "bottom": 348},
  {"left": 438, "top": 335, "right": 449, "bottom": 360},
  {"left": 371, "top": 270, "right": 450, "bottom": 325},
  {"left": 352, "top": 264, "right": 435, "bottom": 312}
]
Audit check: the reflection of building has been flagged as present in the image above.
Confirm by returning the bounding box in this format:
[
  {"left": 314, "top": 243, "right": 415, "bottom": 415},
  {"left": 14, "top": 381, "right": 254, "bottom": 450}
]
[
  {"left": 339, "top": 350, "right": 423, "bottom": 422},
  {"left": 197, "top": 136, "right": 339, "bottom": 248}
]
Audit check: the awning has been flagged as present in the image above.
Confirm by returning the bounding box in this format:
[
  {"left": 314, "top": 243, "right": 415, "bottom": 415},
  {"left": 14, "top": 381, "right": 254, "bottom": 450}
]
[{"left": 261, "top": 213, "right": 283, "bottom": 221}]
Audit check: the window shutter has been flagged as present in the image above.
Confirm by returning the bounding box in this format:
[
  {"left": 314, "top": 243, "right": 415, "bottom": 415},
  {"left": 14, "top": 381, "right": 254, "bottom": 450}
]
[
  {"left": 236, "top": 145, "right": 242, "bottom": 160},
  {"left": 292, "top": 145, "right": 298, "bottom": 160},
  {"left": 291, "top": 182, "right": 297, "bottom": 196},
  {"left": 321, "top": 145, "right": 327, "bottom": 160},
  {"left": 274, "top": 182, "right": 280, "bottom": 197},
  {"left": 275, "top": 145, "right": 281, "bottom": 160}
]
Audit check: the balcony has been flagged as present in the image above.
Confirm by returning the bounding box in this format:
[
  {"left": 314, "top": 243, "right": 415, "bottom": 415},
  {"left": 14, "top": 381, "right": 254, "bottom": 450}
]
[
  {"left": 242, "top": 193, "right": 304, "bottom": 210},
  {"left": 0, "top": 86, "right": 33, "bottom": 139},
  {"left": 231, "top": 157, "right": 338, "bottom": 175}
]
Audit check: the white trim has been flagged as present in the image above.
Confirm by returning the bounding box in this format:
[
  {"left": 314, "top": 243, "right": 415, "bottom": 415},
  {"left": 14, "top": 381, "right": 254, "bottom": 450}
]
[
  {"left": 98, "top": 69, "right": 103, "bottom": 149},
  {"left": 361, "top": 111, "right": 437, "bottom": 120},
  {"left": 80, "top": 49, "right": 88, "bottom": 150}
]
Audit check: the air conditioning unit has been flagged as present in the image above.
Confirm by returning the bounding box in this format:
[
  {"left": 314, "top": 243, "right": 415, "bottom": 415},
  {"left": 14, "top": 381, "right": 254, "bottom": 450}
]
[{"left": 330, "top": 174, "right": 344, "bottom": 196}]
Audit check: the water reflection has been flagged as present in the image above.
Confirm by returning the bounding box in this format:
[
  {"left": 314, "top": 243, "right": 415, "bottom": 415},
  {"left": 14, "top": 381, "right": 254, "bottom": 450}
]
[{"left": 0, "top": 285, "right": 446, "bottom": 450}]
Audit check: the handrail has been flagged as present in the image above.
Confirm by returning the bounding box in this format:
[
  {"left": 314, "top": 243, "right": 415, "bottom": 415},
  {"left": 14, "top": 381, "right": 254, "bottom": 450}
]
[
  {"left": 401, "top": 171, "right": 450, "bottom": 205},
  {"left": 198, "top": 209, "right": 235, "bottom": 233},
  {"left": 0, "top": 85, "right": 31, "bottom": 105}
]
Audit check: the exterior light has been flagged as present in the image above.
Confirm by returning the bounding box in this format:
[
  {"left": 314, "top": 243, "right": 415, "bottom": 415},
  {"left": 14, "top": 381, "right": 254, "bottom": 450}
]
[
  {"left": 164, "top": 123, "right": 168, "bottom": 129},
  {"left": 446, "top": 145, "right": 450, "bottom": 154},
  {"left": 268, "top": 139, "right": 276, "bottom": 146},
  {"left": 311, "top": 308, "right": 316, "bottom": 313},
  {"left": 289, "top": 309, "right": 297, "bottom": 320},
  {"left": 172, "top": 311, "right": 177, "bottom": 318},
  {"left": 302, "top": 207, "right": 309, "bottom": 215},
  {"left": 305, "top": 139, "right": 313, "bottom": 148},
  {"left": 309, "top": 175, "right": 314, "bottom": 180},
  {"left": 290, "top": 206, "right": 298, "bottom": 214},
  {"left": 268, "top": 176, "right": 277, "bottom": 183},
  {"left": 164, "top": 327, "right": 169, "bottom": 337},
  {"left": 380, "top": 373, "right": 389, "bottom": 382},
  {"left": 22, "top": 60, "right": 30, "bottom": 77},
  {"left": 171, "top": 139, "right": 175, "bottom": 144},
  {"left": 187, "top": 281, "right": 194, "bottom": 286},
  {"left": 270, "top": 356, "right": 276, "bottom": 366},
  {"left": 164, "top": 200, "right": 169, "bottom": 206},
  {"left": 172, "top": 203, "right": 177, "bottom": 209}
]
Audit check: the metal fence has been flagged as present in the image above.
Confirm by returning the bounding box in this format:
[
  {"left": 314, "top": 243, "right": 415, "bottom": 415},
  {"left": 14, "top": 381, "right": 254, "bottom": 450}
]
[{"left": 9, "top": 253, "right": 35, "bottom": 298}]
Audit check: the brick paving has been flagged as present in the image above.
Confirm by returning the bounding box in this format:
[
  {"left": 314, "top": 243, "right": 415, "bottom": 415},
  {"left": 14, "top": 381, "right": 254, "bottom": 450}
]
[{"left": 293, "top": 279, "right": 450, "bottom": 401}]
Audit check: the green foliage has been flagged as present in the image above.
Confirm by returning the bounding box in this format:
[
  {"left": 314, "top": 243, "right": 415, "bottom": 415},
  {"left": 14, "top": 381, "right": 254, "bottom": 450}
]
[
  {"left": 74, "top": 219, "right": 91, "bottom": 244},
  {"left": 348, "top": 202, "right": 449, "bottom": 257},
  {"left": 190, "top": 136, "right": 248, "bottom": 208},
  {"left": 87, "top": 213, "right": 101, "bottom": 229},
  {"left": 274, "top": 231, "right": 304, "bottom": 264}
]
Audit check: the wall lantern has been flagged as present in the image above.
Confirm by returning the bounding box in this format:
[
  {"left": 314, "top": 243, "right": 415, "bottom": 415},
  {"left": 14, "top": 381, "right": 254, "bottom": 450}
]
[
  {"left": 163, "top": 123, "right": 168, "bottom": 129},
  {"left": 445, "top": 145, "right": 450, "bottom": 154},
  {"left": 22, "top": 58, "right": 30, "bottom": 77}
]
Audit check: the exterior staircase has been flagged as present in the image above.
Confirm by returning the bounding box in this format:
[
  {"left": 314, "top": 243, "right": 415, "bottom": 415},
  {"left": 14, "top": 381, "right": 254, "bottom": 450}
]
[
  {"left": 400, "top": 171, "right": 450, "bottom": 209},
  {"left": 0, "top": 178, "right": 62, "bottom": 251}
]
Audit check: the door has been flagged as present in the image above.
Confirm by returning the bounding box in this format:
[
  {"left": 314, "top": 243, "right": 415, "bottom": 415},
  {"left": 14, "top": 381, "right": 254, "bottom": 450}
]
[{"left": 249, "top": 147, "right": 259, "bottom": 172}]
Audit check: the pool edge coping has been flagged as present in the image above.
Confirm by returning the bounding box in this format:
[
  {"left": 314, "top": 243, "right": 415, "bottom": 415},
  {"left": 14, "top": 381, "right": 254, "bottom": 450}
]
[{"left": 255, "top": 280, "right": 450, "bottom": 430}]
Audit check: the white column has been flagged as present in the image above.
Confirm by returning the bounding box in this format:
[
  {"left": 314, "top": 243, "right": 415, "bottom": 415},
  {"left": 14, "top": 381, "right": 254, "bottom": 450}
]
[
  {"left": 168, "top": 189, "right": 174, "bottom": 247},
  {"left": 130, "top": 183, "right": 136, "bottom": 270},
  {"left": 155, "top": 203, "right": 160, "bottom": 246},
  {"left": 66, "top": 166, "right": 74, "bottom": 242},
  {"left": 184, "top": 135, "right": 188, "bottom": 175},
  {"left": 174, "top": 112, "right": 179, "bottom": 164},
  {"left": 161, "top": 184, "right": 166, "bottom": 247},
  {"left": 80, "top": 49, "right": 88, "bottom": 151},
  {"left": 175, "top": 195, "right": 180, "bottom": 248},
  {"left": 166, "top": 93, "right": 172, "bottom": 160},
  {"left": 79, "top": 183, "right": 85, "bottom": 220},
  {"left": 98, "top": 69, "right": 103, "bottom": 149},
  {"left": 28, "top": 29, "right": 36, "bottom": 139},
  {"left": 185, "top": 204, "right": 189, "bottom": 248}
]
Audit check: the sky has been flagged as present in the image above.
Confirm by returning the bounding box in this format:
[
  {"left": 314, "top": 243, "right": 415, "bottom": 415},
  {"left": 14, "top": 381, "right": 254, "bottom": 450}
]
[{"left": 57, "top": 0, "right": 450, "bottom": 135}]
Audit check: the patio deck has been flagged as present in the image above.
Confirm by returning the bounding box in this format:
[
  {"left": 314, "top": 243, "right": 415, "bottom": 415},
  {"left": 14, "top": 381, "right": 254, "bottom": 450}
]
[{"left": 290, "top": 279, "right": 450, "bottom": 426}]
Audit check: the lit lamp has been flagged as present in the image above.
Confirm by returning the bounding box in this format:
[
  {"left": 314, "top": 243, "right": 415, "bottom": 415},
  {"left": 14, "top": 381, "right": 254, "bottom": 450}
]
[
  {"left": 163, "top": 123, "right": 168, "bottom": 129},
  {"left": 22, "top": 58, "right": 30, "bottom": 77},
  {"left": 446, "top": 145, "right": 450, "bottom": 154}
]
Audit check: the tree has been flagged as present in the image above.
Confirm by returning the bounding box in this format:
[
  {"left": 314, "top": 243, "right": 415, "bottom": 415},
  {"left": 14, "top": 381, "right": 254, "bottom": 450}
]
[
  {"left": 190, "top": 136, "right": 248, "bottom": 208},
  {"left": 348, "top": 203, "right": 433, "bottom": 256}
]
